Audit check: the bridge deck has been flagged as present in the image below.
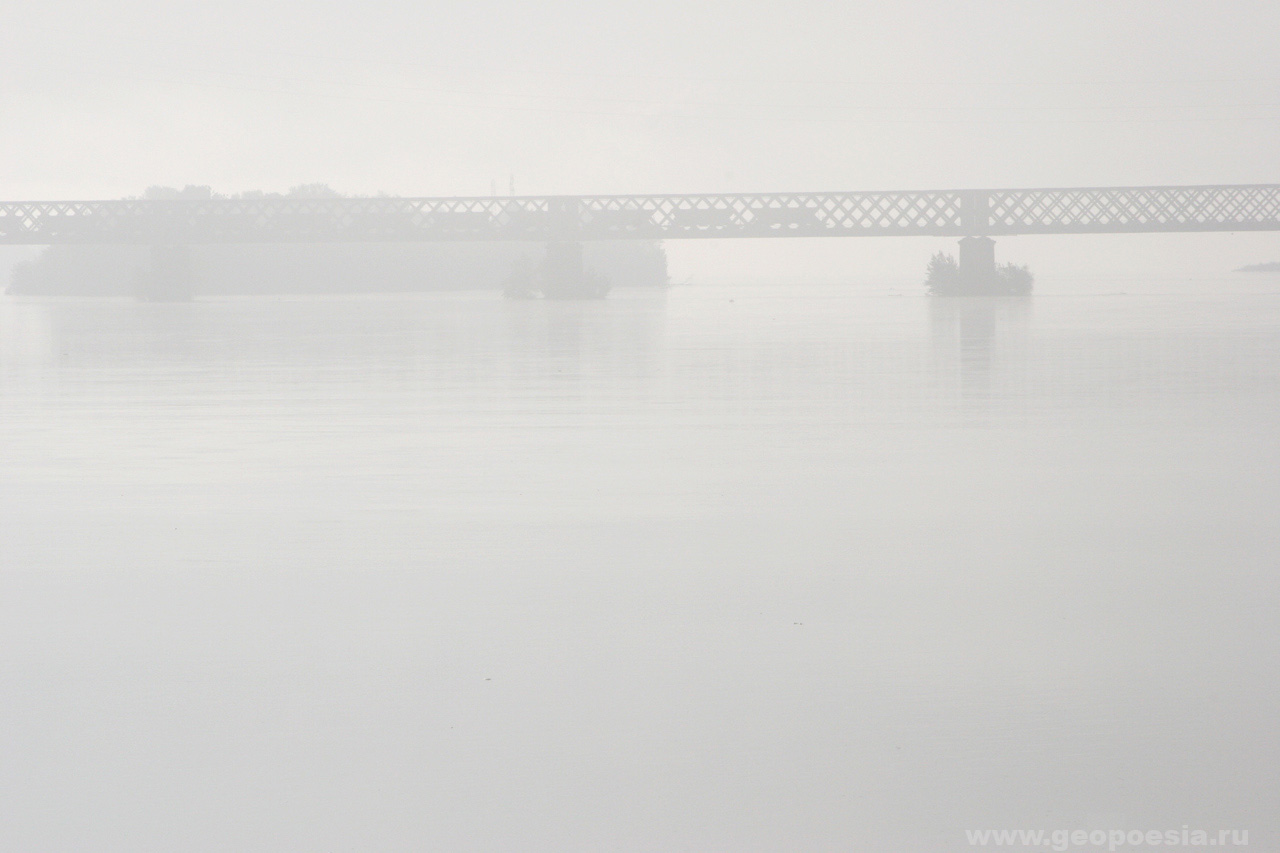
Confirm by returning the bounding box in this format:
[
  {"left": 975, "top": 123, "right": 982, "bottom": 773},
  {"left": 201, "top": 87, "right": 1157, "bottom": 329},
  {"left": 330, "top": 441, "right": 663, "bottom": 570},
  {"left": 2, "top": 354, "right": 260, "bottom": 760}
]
[{"left": 2, "top": 185, "right": 1278, "bottom": 244}]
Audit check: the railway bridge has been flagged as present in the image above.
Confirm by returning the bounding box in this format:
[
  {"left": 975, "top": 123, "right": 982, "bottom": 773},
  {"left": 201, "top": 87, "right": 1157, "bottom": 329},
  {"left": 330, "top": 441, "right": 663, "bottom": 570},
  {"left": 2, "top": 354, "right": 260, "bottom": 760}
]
[{"left": 3, "top": 185, "right": 1278, "bottom": 296}]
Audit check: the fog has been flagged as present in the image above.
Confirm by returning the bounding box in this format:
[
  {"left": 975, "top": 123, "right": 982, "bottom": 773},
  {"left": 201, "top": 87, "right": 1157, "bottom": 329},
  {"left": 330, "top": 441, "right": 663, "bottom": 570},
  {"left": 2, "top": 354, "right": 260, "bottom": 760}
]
[{"left": 2, "top": 2, "right": 1279, "bottom": 851}]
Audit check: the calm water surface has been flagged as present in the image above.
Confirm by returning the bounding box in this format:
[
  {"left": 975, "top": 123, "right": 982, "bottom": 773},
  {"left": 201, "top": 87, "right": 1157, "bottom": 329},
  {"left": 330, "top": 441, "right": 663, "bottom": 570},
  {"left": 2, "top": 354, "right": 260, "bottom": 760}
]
[{"left": 1, "top": 283, "right": 1277, "bottom": 850}]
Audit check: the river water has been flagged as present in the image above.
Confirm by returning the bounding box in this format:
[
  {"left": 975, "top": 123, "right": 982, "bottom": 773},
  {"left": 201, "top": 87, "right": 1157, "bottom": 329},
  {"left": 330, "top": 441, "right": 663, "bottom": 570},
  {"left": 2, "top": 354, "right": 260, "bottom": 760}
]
[{"left": 1, "top": 282, "right": 1277, "bottom": 851}]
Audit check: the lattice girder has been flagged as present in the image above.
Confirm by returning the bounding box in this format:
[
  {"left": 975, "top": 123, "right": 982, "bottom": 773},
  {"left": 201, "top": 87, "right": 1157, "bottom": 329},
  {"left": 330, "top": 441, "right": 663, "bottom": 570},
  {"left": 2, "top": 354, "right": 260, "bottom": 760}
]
[{"left": 2, "top": 186, "right": 1278, "bottom": 244}]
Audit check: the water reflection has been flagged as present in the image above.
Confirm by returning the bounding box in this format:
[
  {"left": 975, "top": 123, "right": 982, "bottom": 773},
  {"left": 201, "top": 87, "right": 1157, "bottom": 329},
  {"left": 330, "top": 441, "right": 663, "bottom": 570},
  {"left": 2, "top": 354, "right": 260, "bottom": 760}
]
[
  {"left": 1, "top": 292, "right": 670, "bottom": 389},
  {"left": 929, "top": 296, "right": 1032, "bottom": 402}
]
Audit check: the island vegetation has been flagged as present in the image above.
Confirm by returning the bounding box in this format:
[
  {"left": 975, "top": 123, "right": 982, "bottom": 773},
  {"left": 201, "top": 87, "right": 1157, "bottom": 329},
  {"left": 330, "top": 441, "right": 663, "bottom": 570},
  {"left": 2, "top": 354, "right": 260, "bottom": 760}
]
[
  {"left": 502, "top": 242, "right": 611, "bottom": 300},
  {"left": 925, "top": 251, "right": 1033, "bottom": 296}
]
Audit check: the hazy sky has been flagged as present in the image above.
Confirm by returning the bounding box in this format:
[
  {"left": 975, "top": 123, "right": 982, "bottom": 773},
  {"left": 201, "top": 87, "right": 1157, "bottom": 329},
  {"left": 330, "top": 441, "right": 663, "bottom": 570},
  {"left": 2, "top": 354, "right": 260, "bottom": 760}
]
[{"left": 4, "top": 0, "right": 1280, "bottom": 280}]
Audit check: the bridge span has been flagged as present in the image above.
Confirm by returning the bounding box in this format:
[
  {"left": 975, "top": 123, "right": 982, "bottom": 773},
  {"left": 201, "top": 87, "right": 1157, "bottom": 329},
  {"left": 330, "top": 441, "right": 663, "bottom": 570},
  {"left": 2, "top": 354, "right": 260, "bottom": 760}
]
[
  {"left": 5, "top": 185, "right": 1278, "bottom": 298},
  {"left": 3, "top": 185, "right": 1279, "bottom": 244}
]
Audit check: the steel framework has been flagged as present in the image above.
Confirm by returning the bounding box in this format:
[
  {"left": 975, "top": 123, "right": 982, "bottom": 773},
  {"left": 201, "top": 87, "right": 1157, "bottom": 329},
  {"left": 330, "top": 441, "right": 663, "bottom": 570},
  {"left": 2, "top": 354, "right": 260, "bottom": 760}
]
[{"left": 2, "top": 185, "right": 1278, "bottom": 244}]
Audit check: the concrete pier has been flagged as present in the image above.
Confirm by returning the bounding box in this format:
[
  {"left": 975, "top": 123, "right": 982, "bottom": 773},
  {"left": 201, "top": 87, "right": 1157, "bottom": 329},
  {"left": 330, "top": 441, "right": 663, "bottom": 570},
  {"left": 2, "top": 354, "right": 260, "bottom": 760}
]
[
  {"left": 137, "top": 244, "right": 195, "bottom": 302},
  {"left": 958, "top": 236, "right": 996, "bottom": 287},
  {"left": 538, "top": 242, "right": 608, "bottom": 300}
]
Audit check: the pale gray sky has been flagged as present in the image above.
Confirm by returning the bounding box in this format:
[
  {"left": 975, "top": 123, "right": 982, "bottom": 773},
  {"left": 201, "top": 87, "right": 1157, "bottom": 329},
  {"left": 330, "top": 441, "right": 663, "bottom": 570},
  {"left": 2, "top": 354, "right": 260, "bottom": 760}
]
[{"left": 4, "top": 0, "right": 1280, "bottom": 280}]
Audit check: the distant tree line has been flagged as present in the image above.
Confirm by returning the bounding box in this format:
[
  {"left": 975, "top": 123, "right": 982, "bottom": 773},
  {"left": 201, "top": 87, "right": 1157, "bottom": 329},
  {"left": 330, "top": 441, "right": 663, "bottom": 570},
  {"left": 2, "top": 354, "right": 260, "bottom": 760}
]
[
  {"left": 133, "top": 183, "right": 347, "bottom": 200},
  {"left": 8, "top": 185, "right": 669, "bottom": 296}
]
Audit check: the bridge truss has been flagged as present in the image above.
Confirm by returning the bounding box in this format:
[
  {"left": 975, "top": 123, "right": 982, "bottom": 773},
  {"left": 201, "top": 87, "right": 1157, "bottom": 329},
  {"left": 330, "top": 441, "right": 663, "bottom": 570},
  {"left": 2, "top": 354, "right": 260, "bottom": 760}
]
[{"left": 2, "top": 185, "right": 1278, "bottom": 244}]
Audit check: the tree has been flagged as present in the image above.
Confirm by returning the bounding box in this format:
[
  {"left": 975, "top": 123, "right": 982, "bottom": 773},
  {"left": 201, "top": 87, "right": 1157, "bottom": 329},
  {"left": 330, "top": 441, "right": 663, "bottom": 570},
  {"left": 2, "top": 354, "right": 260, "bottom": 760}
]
[{"left": 925, "top": 251, "right": 961, "bottom": 295}]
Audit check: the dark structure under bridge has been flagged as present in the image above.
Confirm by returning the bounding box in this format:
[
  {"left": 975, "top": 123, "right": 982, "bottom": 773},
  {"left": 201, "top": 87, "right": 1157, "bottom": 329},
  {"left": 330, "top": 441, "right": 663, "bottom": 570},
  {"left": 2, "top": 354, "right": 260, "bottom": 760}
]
[{"left": 4, "top": 185, "right": 1278, "bottom": 297}]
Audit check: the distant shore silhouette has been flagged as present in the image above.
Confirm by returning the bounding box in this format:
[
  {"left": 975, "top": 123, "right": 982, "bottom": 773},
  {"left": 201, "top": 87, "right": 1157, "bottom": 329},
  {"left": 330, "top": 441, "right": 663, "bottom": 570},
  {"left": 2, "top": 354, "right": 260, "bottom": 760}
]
[{"left": 6, "top": 185, "right": 669, "bottom": 298}]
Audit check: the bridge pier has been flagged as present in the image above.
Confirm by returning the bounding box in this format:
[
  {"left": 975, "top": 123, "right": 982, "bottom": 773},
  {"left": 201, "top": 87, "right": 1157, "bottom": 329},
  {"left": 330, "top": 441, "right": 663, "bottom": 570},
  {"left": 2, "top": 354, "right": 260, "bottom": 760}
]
[
  {"left": 957, "top": 236, "right": 996, "bottom": 285},
  {"left": 537, "top": 242, "right": 608, "bottom": 300},
  {"left": 137, "top": 243, "right": 195, "bottom": 301},
  {"left": 928, "top": 235, "right": 1032, "bottom": 295}
]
